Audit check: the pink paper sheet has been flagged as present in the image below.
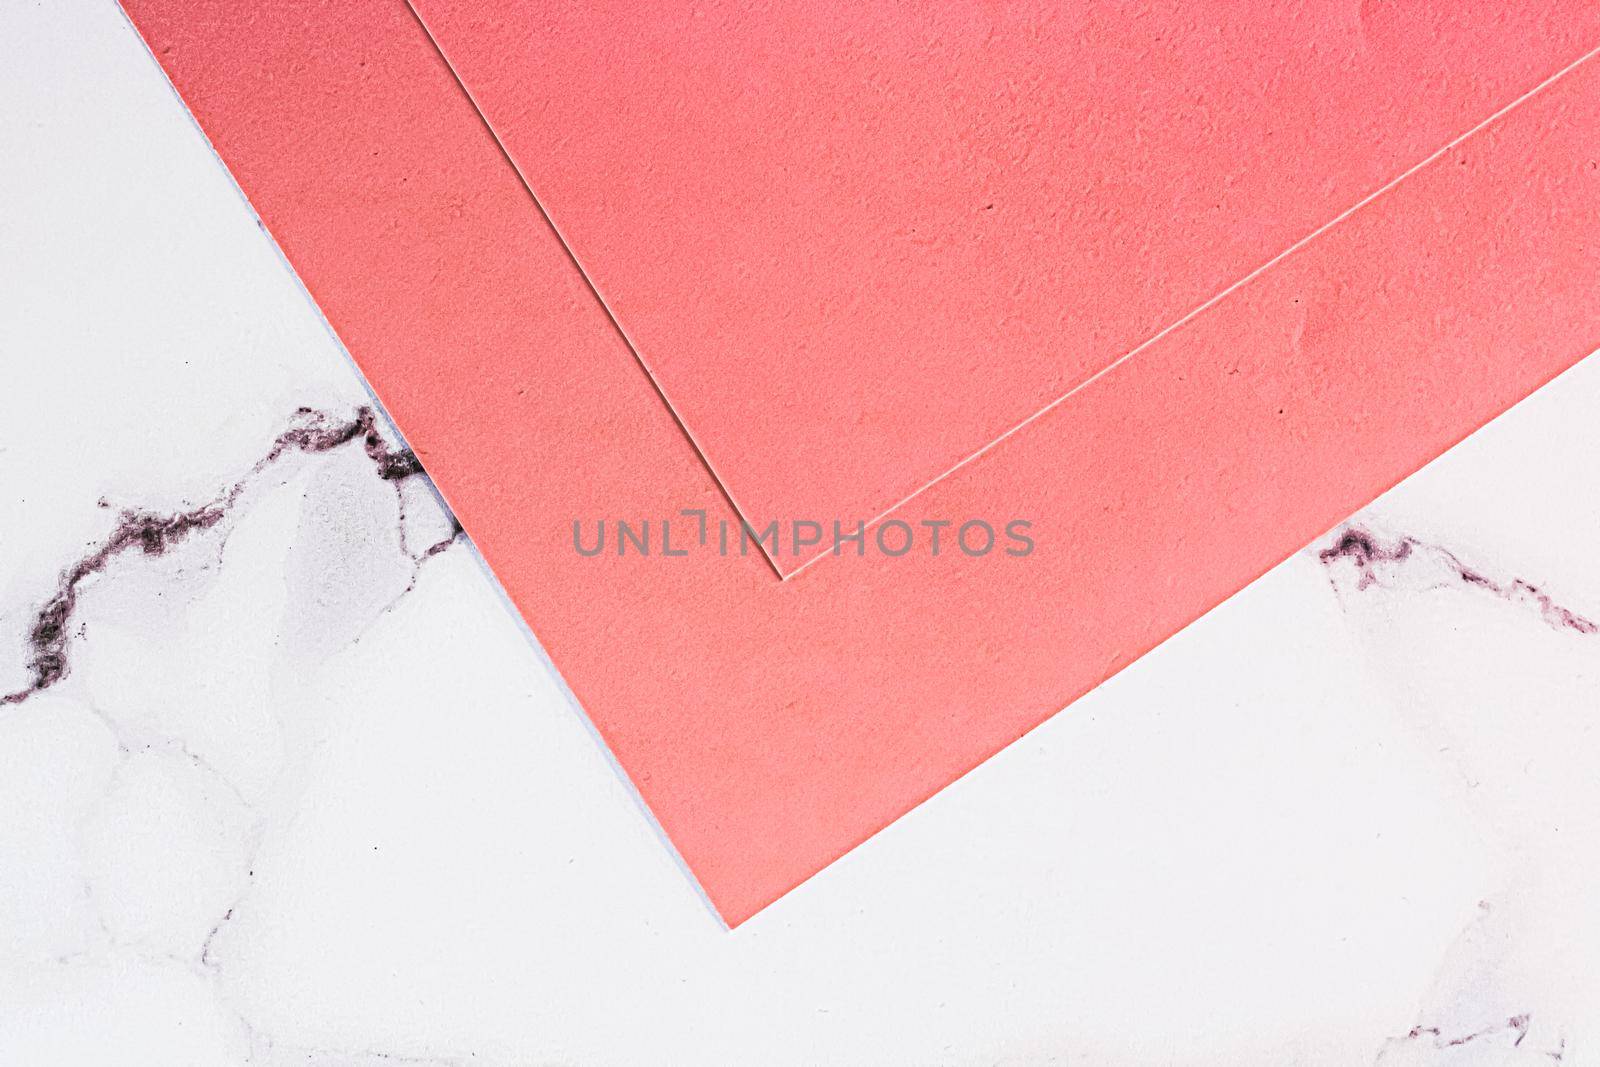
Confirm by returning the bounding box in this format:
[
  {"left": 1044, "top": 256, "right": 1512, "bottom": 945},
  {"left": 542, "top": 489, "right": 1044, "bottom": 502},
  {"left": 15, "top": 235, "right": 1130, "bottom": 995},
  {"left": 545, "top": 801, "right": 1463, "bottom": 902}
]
[
  {"left": 122, "top": 0, "right": 1600, "bottom": 923},
  {"left": 413, "top": 0, "right": 1600, "bottom": 574}
]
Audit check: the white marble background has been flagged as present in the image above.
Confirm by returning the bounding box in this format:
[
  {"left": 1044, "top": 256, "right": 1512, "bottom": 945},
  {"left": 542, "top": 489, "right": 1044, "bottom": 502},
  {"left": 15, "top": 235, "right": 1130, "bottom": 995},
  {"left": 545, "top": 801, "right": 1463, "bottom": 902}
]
[{"left": 4, "top": 3, "right": 1600, "bottom": 1064}]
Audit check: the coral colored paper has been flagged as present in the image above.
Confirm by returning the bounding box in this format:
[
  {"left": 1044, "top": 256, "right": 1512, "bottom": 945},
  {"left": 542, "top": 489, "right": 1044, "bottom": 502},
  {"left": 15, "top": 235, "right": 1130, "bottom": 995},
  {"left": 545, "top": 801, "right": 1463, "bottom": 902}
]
[
  {"left": 413, "top": 1, "right": 1600, "bottom": 574},
  {"left": 121, "top": 0, "right": 1600, "bottom": 924}
]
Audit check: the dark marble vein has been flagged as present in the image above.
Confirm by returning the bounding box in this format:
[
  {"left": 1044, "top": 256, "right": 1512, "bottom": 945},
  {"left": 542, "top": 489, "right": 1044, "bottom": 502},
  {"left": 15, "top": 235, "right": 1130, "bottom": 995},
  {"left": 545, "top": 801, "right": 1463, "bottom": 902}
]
[
  {"left": 1319, "top": 526, "right": 1598, "bottom": 636},
  {"left": 2, "top": 407, "right": 456, "bottom": 707}
]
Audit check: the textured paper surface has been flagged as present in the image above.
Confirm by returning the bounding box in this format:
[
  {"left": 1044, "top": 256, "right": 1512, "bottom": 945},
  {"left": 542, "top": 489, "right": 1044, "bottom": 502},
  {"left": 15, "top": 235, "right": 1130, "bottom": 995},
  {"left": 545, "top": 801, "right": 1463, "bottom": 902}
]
[
  {"left": 122, "top": 0, "right": 1600, "bottom": 923},
  {"left": 413, "top": 0, "right": 1600, "bottom": 573}
]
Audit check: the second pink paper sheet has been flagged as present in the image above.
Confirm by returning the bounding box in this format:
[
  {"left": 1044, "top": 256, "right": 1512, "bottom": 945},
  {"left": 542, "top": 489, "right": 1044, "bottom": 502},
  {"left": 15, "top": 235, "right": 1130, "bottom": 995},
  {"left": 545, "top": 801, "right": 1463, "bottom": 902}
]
[{"left": 414, "top": 1, "right": 1600, "bottom": 572}]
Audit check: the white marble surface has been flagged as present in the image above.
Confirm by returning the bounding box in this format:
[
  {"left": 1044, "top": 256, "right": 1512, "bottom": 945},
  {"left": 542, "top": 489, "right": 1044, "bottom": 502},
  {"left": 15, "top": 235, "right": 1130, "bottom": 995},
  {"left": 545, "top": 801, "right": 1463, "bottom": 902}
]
[{"left": 4, "top": 3, "right": 1600, "bottom": 1064}]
